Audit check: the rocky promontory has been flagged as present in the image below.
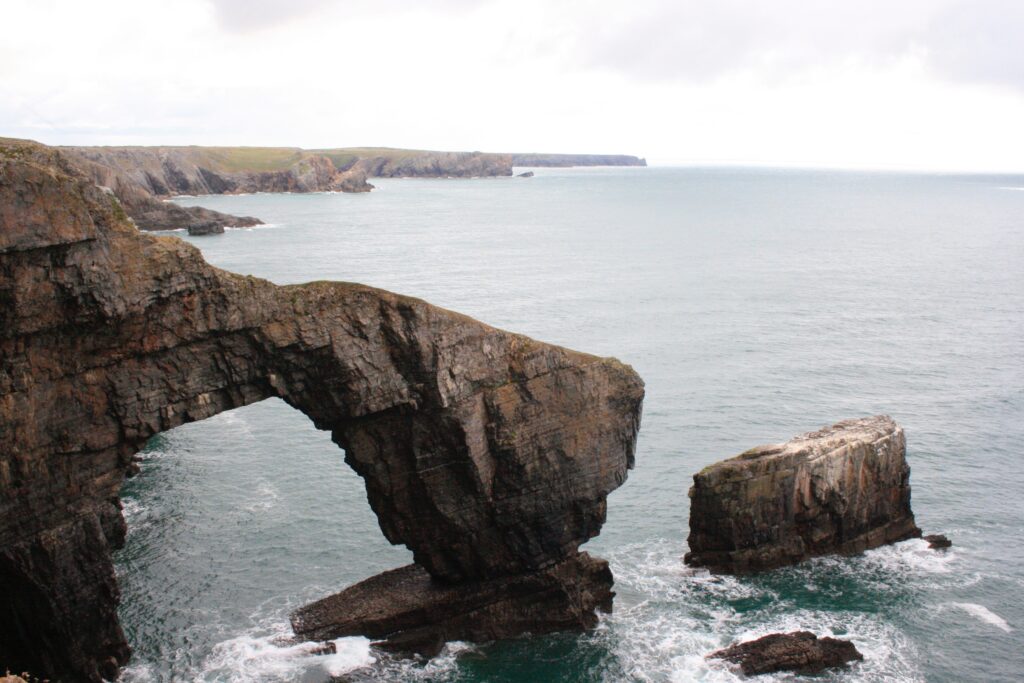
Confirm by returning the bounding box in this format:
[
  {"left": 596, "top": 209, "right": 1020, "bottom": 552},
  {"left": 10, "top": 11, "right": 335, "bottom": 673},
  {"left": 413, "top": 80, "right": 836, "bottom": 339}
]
[
  {"left": 54, "top": 145, "right": 647, "bottom": 233},
  {"left": 685, "top": 416, "right": 921, "bottom": 573},
  {"left": 0, "top": 139, "right": 644, "bottom": 681}
]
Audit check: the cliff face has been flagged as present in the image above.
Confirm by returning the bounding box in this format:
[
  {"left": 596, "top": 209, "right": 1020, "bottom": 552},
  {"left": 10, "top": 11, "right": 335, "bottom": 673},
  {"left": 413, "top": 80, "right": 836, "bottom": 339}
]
[
  {"left": 0, "top": 139, "right": 644, "bottom": 681},
  {"left": 62, "top": 146, "right": 374, "bottom": 197},
  {"left": 55, "top": 146, "right": 645, "bottom": 234},
  {"left": 352, "top": 151, "right": 512, "bottom": 178},
  {"left": 685, "top": 416, "right": 920, "bottom": 573},
  {"left": 511, "top": 153, "right": 647, "bottom": 167}
]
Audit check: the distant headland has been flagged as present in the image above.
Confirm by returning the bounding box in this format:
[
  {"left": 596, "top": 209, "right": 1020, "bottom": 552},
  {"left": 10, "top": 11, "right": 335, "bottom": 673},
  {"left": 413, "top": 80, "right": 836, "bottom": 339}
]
[{"left": 55, "top": 144, "right": 646, "bottom": 234}]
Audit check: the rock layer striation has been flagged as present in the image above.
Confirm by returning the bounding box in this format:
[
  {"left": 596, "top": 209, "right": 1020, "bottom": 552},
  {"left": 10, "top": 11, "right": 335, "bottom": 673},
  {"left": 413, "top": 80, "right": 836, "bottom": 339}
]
[
  {"left": 0, "top": 139, "right": 644, "bottom": 681},
  {"left": 685, "top": 416, "right": 920, "bottom": 573}
]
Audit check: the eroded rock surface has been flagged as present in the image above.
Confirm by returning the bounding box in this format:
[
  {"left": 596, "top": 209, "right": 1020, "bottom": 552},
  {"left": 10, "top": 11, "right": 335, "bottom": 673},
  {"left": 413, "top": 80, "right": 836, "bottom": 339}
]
[
  {"left": 709, "top": 631, "right": 863, "bottom": 676},
  {"left": 0, "top": 139, "right": 644, "bottom": 681},
  {"left": 685, "top": 416, "right": 921, "bottom": 573},
  {"left": 292, "top": 553, "right": 613, "bottom": 657}
]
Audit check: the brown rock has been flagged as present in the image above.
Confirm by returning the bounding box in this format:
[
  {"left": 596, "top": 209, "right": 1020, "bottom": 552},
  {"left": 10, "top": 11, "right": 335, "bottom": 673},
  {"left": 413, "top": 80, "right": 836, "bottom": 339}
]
[
  {"left": 924, "top": 534, "right": 952, "bottom": 549},
  {"left": 709, "top": 631, "right": 863, "bottom": 676},
  {"left": 685, "top": 416, "right": 921, "bottom": 573},
  {"left": 0, "top": 138, "right": 644, "bottom": 681},
  {"left": 292, "top": 553, "right": 613, "bottom": 654}
]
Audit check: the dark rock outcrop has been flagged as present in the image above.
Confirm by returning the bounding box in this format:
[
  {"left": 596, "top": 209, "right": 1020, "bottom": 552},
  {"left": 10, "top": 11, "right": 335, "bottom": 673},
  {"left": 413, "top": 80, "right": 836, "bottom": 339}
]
[
  {"left": 924, "top": 534, "right": 952, "bottom": 549},
  {"left": 511, "top": 153, "right": 646, "bottom": 167},
  {"left": 291, "top": 552, "right": 612, "bottom": 657},
  {"left": 0, "top": 139, "right": 644, "bottom": 681},
  {"left": 517, "top": 171, "right": 535, "bottom": 178},
  {"left": 709, "top": 631, "right": 863, "bottom": 676},
  {"left": 685, "top": 416, "right": 921, "bottom": 573}
]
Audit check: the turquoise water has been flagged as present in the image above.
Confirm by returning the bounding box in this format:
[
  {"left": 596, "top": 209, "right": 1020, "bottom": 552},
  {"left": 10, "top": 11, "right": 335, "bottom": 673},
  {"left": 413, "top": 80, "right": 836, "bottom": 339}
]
[{"left": 117, "top": 168, "right": 1024, "bottom": 682}]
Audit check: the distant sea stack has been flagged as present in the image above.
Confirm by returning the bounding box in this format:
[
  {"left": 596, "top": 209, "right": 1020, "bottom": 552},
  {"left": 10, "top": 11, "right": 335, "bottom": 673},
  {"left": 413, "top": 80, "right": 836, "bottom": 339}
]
[
  {"left": 685, "top": 416, "right": 921, "bottom": 573},
  {"left": 0, "top": 138, "right": 644, "bottom": 681}
]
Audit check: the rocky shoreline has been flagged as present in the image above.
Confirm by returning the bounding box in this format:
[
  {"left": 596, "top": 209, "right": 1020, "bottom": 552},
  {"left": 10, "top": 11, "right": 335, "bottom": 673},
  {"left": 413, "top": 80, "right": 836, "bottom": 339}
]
[
  {"left": 0, "top": 138, "right": 644, "bottom": 681},
  {"left": 57, "top": 145, "right": 646, "bottom": 234},
  {"left": 0, "top": 137, "right": 948, "bottom": 682}
]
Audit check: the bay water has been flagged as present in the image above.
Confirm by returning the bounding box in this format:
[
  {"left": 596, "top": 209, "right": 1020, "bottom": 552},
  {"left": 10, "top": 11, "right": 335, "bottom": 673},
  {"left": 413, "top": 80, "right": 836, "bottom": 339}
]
[{"left": 117, "top": 167, "right": 1023, "bottom": 682}]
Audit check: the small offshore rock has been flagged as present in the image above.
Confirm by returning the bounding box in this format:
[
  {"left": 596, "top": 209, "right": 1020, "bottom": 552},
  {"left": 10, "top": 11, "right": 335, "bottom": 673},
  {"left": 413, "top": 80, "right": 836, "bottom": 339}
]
[
  {"left": 186, "top": 220, "right": 224, "bottom": 236},
  {"left": 517, "top": 171, "right": 535, "bottom": 177},
  {"left": 924, "top": 534, "right": 952, "bottom": 549},
  {"left": 709, "top": 631, "right": 863, "bottom": 676}
]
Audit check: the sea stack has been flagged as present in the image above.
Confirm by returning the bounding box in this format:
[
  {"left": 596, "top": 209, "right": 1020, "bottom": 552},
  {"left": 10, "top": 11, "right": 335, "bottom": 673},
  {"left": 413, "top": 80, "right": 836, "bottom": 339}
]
[{"left": 685, "top": 416, "right": 921, "bottom": 573}]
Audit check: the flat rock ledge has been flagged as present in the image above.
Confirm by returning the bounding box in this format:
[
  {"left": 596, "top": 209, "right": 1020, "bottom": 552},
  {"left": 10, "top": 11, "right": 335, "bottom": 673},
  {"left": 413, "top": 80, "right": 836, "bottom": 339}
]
[
  {"left": 292, "top": 552, "right": 612, "bottom": 658},
  {"left": 685, "top": 416, "right": 921, "bottom": 573},
  {"left": 709, "top": 631, "right": 863, "bottom": 676}
]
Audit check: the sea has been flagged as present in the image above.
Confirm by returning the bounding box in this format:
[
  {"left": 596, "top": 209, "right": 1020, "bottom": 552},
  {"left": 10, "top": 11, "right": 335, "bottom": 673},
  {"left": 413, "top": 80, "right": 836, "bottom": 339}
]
[{"left": 116, "top": 166, "right": 1023, "bottom": 682}]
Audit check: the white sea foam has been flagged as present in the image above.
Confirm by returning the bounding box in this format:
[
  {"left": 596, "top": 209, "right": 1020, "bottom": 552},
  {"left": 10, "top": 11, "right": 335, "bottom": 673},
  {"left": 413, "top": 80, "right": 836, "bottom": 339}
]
[
  {"left": 225, "top": 223, "right": 284, "bottom": 231},
  {"left": 245, "top": 481, "right": 280, "bottom": 512},
  {"left": 121, "top": 497, "right": 145, "bottom": 521},
  {"left": 602, "top": 539, "right": 928, "bottom": 682},
  {"left": 198, "top": 622, "right": 374, "bottom": 682},
  {"left": 952, "top": 603, "right": 1012, "bottom": 632}
]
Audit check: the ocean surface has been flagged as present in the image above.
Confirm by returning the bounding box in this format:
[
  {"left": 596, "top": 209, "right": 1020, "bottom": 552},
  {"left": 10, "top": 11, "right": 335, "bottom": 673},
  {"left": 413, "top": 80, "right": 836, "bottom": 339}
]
[{"left": 116, "top": 167, "right": 1023, "bottom": 682}]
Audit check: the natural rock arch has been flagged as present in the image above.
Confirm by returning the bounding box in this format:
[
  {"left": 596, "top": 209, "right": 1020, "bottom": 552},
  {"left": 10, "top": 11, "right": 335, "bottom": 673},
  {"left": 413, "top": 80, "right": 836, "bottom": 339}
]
[{"left": 0, "top": 140, "right": 644, "bottom": 681}]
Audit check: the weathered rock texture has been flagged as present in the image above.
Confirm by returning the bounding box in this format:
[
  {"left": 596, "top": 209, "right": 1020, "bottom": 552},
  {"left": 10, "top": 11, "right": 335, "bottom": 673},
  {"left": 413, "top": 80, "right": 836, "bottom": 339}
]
[
  {"left": 292, "top": 552, "right": 612, "bottom": 657},
  {"left": 685, "top": 416, "right": 921, "bottom": 573},
  {"left": 0, "top": 139, "right": 644, "bottom": 681},
  {"left": 709, "top": 631, "right": 863, "bottom": 676}
]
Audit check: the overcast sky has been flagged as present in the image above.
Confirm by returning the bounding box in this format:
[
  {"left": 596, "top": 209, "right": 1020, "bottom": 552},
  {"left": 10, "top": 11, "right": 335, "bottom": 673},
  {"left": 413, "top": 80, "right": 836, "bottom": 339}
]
[{"left": 3, "top": 0, "right": 1024, "bottom": 170}]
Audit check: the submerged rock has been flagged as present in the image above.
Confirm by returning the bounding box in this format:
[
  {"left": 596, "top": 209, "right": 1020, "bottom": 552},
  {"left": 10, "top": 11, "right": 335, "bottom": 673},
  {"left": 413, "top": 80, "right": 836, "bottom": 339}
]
[
  {"left": 924, "top": 534, "right": 952, "bottom": 549},
  {"left": 0, "top": 138, "right": 644, "bottom": 681},
  {"left": 517, "top": 171, "right": 535, "bottom": 177},
  {"left": 685, "top": 416, "right": 921, "bottom": 573},
  {"left": 709, "top": 631, "right": 863, "bottom": 676}
]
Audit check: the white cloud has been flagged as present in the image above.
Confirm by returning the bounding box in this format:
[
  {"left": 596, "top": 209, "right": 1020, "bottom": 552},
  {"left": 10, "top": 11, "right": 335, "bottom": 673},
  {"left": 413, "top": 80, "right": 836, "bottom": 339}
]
[{"left": 1, "top": 0, "right": 1023, "bottom": 171}]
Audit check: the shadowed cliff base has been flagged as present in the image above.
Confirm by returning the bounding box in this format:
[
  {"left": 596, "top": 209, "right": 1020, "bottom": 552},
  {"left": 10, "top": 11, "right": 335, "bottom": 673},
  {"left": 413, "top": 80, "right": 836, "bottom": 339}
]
[{"left": 0, "top": 138, "right": 644, "bottom": 681}]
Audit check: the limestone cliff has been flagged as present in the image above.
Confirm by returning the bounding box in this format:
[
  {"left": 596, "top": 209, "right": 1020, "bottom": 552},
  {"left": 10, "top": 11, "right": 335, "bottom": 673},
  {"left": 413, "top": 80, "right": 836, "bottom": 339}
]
[
  {"left": 685, "top": 416, "right": 920, "bottom": 573},
  {"left": 0, "top": 139, "right": 644, "bottom": 681}
]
